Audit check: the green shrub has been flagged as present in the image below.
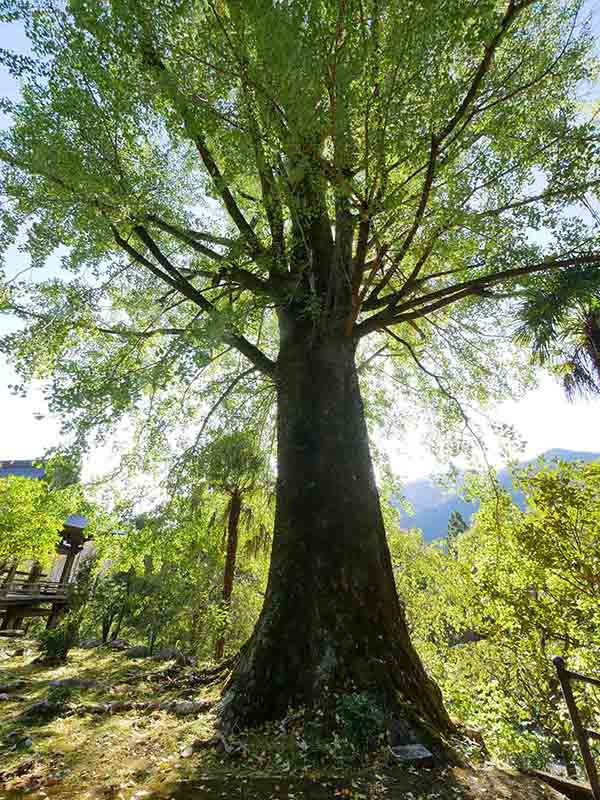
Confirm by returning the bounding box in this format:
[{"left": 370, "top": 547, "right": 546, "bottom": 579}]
[
  {"left": 47, "top": 685, "right": 73, "bottom": 706},
  {"left": 335, "top": 692, "right": 385, "bottom": 753},
  {"left": 303, "top": 692, "right": 386, "bottom": 764},
  {"left": 36, "top": 619, "right": 78, "bottom": 662}
]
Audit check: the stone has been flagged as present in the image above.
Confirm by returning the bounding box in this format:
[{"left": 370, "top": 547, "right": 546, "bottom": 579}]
[
  {"left": 78, "top": 638, "right": 101, "bottom": 649},
  {"left": 0, "top": 679, "right": 27, "bottom": 692},
  {"left": 21, "top": 698, "right": 64, "bottom": 720},
  {"left": 5, "top": 729, "right": 34, "bottom": 751},
  {"left": 49, "top": 677, "right": 100, "bottom": 690},
  {"left": 0, "top": 693, "right": 26, "bottom": 702},
  {"left": 388, "top": 743, "right": 434, "bottom": 767},
  {"left": 107, "top": 639, "right": 130, "bottom": 650},
  {"left": 151, "top": 647, "right": 184, "bottom": 662},
  {"left": 156, "top": 699, "right": 212, "bottom": 716},
  {"left": 389, "top": 716, "right": 418, "bottom": 748},
  {"left": 125, "top": 645, "right": 150, "bottom": 659},
  {"left": 108, "top": 701, "right": 131, "bottom": 713},
  {"left": 172, "top": 700, "right": 209, "bottom": 716},
  {"left": 22, "top": 698, "right": 52, "bottom": 716},
  {"left": 84, "top": 704, "right": 108, "bottom": 715}
]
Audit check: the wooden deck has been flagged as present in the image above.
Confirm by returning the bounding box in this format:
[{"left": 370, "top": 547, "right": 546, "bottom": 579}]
[
  {"left": 0, "top": 576, "right": 69, "bottom": 629},
  {"left": 0, "top": 579, "right": 68, "bottom": 605}
]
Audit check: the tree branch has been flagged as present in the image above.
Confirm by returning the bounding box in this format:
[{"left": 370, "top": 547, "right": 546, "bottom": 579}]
[
  {"left": 384, "top": 328, "right": 489, "bottom": 458},
  {"left": 356, "top": 252, "right": 600, "bottom": 337},
  {"left": 113, "top": 226, "right": 276, "bottom": 377},
  {"left": 437, "top": 0, "right": 534, "bottom": 144},
  {"left": 365, "top": 0, "right": 532, "bottom": 308},
  {"left": 97, "top": 326, "right": 186, "bottom": 339},
  {"left": 367, "top": 136, "right": 439, "bottom": 303},
  {"left": 194, "top": 367, "right": 257, "bottom": 446},
  {"left": 141, "top": 47, "right": 264, "bottom": 256},
  {"left": 147, "top": 216, "right": 225, "bottom": 261},
  {"left": 145, "top": 216, "right": 279, "bottom": 297}
]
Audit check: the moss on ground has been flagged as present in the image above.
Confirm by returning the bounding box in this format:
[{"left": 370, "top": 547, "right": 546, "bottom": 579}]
[{"left": 0, "top": 640, "right": 565, "bottom": 799}]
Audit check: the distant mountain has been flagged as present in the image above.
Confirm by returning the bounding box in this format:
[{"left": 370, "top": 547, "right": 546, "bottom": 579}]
[{"left": 395, "top": 448, "right": 600, "bottom": 542}]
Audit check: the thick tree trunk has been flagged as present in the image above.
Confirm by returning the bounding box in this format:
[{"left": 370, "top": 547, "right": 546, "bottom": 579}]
[
  {"left": 215, "top": 489, "right": 242, "bottom": 661},
  {"left": 220, "top": 319, "right": 452, "bottom": 743}
]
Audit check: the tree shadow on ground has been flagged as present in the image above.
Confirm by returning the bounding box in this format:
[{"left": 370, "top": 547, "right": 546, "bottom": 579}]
[{"left": 156, "top": 763, "right": 565, "bottom": 799}]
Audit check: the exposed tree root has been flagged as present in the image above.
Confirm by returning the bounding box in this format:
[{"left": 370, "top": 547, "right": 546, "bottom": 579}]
[
  {"left": 67, "top": 698, "right": 215, "bottom": 717},
  {"left": 180, "top": 732, "right": 247, "bottom": 759}
]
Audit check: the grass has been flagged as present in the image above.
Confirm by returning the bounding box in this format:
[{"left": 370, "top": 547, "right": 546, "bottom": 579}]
[{"left": 0, "top": 639, "right": 565, "bottom": 800}]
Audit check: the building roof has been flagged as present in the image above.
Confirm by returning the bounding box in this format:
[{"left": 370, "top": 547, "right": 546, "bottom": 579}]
[
  {"left": 65, "top": 514, "right": 88, "bottom": 530},
  {"left": 0, "top": 459, "right": 45, "bottom": 480}
]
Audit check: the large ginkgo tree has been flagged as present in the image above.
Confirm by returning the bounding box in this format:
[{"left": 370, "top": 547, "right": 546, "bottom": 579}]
[{"left": 1, "top": 0, "right": 599, "bottom": 739}]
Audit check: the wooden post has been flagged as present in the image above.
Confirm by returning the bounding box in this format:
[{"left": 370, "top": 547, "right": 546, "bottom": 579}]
[
  {"left": 46, "top": 605, "right": 64, "bottom": 630},
  {"left": 1, "top": 608, "right": 22, "bottom": 631},
  {"left": 2, "top": 558, "right": 18, "bottom": 586},
  {"left": 554, "top": 656, "right": 600, "bottom": 800},
  {"left": 25, "top": 561, "right": 43, "bottom": 587},
  {"left": 59, "top": 549, "right": 77, "bottom": 585}
]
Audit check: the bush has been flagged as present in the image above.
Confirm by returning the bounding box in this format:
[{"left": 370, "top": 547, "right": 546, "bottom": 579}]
[
  {"left": 303, "top": 692, "right": 386, "bottom": 764},
  {"left": 335, "top": 692, "right": 385, "bottom": 753},
  {"left": 36, "top": 619, "right": 78, "bottom": 662}
]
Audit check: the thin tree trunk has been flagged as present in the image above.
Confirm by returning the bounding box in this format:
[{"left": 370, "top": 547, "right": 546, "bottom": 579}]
[
  {"left": 101, "top": 614, "right": 113, "bottom": 644},
  {"left": 220, "top": 319, "right": 452, "bottom": 744},
  {"left": 215, "top": 490, "right": 242, "bottom": 661}
]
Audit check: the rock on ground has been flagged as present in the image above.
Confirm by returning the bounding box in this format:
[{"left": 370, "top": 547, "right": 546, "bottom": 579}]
[
  {"left": 78, "top": 638, "right": 102, "bottom": 649},
  {"left": 49, "top": 677, "right": 100, "bottom": 690},
  {"left": 125, "top": 645, "right": 150, "bottom": 658}
]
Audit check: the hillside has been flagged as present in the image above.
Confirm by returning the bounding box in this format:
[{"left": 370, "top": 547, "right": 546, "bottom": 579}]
[
  {"left": 0, "top": 638, "right": 567, "bottom": 800},
  {"left": 396, "top": 449, "right": 600, "bottom": 541}
]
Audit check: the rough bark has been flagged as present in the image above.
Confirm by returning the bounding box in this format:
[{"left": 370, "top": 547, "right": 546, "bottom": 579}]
[
  {"left": 219, "top": 314, "right": 452, "bottom": 745},
  {"left": 215, "top": 490, "right": 242, "bottom": 661}
]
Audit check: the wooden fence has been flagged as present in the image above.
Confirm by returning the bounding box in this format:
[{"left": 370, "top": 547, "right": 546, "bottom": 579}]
[
  {"left": 554, "top": 656, "right": 600, "bottom": 800},
  {"left": 0, "top": 579, "right": 68, "bottom": 601}
]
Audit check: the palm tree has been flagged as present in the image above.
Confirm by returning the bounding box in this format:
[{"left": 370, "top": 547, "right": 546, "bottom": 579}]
[
  {"left": 517, "top": 265, "right": 600, "bottom": 400},
  {"left": 201, "top": 432, "right": 266, "bottom": 661}
]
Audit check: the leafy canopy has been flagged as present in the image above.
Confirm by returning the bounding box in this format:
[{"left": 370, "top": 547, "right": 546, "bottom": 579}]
[
  {"left": 0, "top": 473, "right": 79, "bottom": 563},
  {"left": 392, "top": 457, "right": 600, "bottom": 769},
  {"left": 0, "top": 0, "right": 599, "bottom": 467}
]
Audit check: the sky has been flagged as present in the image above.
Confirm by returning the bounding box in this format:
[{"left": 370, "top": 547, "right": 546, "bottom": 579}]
[{"left": 1, "top": 9, "right": 600, "bottom": 486}]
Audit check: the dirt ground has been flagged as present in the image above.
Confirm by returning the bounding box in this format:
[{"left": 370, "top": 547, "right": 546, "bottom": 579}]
[{"left": 0, "top": 639, "right": 568, "bottom": 800}]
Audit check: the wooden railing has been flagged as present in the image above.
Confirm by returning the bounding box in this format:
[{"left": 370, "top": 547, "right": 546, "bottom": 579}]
[
  {"left": 0, "top": 580, "right": 68, "bottom": 601},
  {"left": 554, "top": 656, "right": 600, "bottom": 800}
]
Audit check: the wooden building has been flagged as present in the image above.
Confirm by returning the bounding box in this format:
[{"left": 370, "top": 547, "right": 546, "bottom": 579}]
[{"left": 0, "top": 460, "right": 90, "bottom": 632}]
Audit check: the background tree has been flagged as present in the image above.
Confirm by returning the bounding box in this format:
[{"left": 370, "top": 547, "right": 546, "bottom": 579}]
[
  {"left": 447, "top": 510, "right": 468, "bottom": 556},
  {"left": 88, "top": 570, "right": 135, "bottom": 644},
  {"left": 1, "top": 0, "right": 599, "bottom": 736},
  {"left": 199, "top": 431, "right": 267, "bottom": 660},
  {"left": 83, "top": 470, "right": 271, "bottom": 659},
  {"left": 517, "top": 267, "right": 600, "bottom": 399},
  {"left": 391, "top": 458, "right": 600, "bottom": 774},
  {"left": 36, "top": 552, "right": 96, "bottom": 662},
  {"left": 0, "top": 473, "right": 81, "bottom": 565}
]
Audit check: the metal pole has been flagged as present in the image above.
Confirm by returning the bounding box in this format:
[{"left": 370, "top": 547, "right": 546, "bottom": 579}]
[{"left": 554, "top": 656, "right": 600, "bottom": 800}]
